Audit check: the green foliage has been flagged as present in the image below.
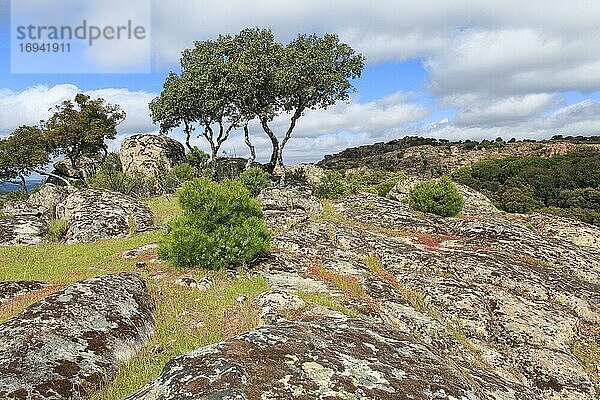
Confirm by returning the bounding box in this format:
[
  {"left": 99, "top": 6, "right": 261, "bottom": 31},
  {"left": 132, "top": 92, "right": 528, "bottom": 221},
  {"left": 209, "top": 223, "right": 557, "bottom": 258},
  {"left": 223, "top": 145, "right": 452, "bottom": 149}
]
[
  {"left": 171, "top": 163, "right": 197, "bottom": 183},
  {"left": 42, "top": 94, "right": 125, "bottom": 167},
  {"left": 237, "top": 167, "right": 272, "bottom": 196},
  {"left": 452, "top": 148, "right": 600, "bottom": 225},
  {"left": 287, "top": 167, "right": 308, "bottom": 184},
  {"left": 152, "top": 28, "right": 364, "bottom": 174},
  {"left": 88, "top": 153, "right": 154, "bottom": 198},
  {"left": 47, "top": 219, "right": 68, "bottom": 242},
  {"left": 346, "top": 169, "right": 405, "bottom": 197},
  {"left": 315, "top": 170, "right": 347, "bottom": 199},
  {"left": 0, "top": 125, "right": 50, "bottom": 191},
  {"left": 406, "top": 177, "right": 465, "bottom": 217},
  {"left": 159, "top": 178, "right": 271, "bottom": 269},
  {"left": 186, "top": 147, "right": 210, "bottom": 169}
]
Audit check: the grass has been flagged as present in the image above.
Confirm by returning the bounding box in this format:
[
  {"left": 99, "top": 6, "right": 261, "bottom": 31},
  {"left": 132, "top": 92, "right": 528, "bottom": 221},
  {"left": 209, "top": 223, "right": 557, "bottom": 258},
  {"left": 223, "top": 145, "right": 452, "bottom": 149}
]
[
  {"left": 295, "top": 290, "right": 360, "bottom": 317},
  {"left": 0, "top": 195, "right": 271, "bottom": 399}
]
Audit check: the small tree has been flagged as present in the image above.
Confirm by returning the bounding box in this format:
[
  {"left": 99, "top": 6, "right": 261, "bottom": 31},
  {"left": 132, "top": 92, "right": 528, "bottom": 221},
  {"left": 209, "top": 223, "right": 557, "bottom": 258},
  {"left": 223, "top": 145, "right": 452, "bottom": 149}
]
[
  {"left": 229, "top": 29, "right": 365, "bottom": 181},
  {"left": 405, "top": 177, "right": 465, "bottom": 217},
  {"left": 0, "top": 125, "right": 51, "bottom": 192},
  {"left": 42, "top": 93, "right": 126, "bottom": 168},
  {"left": 159, "top": 178, "right": 271, "bottom": 269},
  {"left": 149, "top": 72, "right": 198, "bottom": 152}
]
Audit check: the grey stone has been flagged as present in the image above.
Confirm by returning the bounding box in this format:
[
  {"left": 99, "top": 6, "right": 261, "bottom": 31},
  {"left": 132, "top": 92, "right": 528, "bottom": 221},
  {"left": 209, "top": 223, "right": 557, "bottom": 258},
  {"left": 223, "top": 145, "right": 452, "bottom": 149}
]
[
  {"left": 0, "top": 272, "right": 155, "bottom": 400},
  {"left": 120, "top": 134, "right": 186, "bottom": 176},
  {"left": 0, "top": 216, "right": 48, "bottom": 246}
]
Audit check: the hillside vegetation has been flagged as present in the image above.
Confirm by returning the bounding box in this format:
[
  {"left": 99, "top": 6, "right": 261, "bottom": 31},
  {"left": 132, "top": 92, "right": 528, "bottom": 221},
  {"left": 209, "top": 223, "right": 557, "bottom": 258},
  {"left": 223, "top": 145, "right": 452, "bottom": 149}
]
[{"left": 452, "top": 147, "right": 600, "bottom": 225}]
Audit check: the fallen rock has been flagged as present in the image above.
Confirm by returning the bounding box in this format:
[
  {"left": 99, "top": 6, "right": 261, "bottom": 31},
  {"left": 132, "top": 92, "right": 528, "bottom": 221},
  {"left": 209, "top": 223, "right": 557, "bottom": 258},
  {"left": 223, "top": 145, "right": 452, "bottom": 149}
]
[
  {"left": 55, "top": 189, "right": 154, "bottom": 243},
  {"left": 122, "top": 243, "right": 158, "bottom": 259},
  {"left": 126, "top": 316, "right": 539, "bottom": 399},
  {"left": 0, "top": 216, "right": 48, "bottom": 246},
  {"left": 0, "top": 281, "right": 50, "bottom": 304},
  {"left": 120, "top": 134, "right": 186, "bottom": 176},
  {"left": 0, "top": 272, "right": 155, "bottom": 399}
]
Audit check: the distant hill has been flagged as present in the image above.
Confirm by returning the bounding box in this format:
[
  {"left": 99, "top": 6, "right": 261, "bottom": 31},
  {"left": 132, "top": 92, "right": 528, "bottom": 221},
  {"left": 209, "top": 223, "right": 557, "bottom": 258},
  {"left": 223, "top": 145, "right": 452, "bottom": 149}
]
[{"left": 317, "top": 135, "right": 600, "bottom": 177}]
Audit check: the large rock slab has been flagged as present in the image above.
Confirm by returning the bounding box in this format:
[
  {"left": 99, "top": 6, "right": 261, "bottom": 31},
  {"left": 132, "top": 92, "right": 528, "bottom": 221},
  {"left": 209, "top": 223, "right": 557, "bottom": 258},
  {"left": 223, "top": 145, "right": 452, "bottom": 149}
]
[
  {"left": 56, "top": 189, "right": 154, "bottom": 243},
  {"left": 120, "top": 134, "right": 186, "bottom": 176},
  {"left": 0, "top": 272, "right": 155, "bottom": 400},
  {"left": 126, "top": 316, "right": 539, "bottom": 400},
  {"left": 253, "top": 192, "right": 600, "bottom": 399},
  {"left": 0, "top": 216, "right": 48, "bottom": 246},
  {"left": 2, "top": 184, "right": 77, "bottom": 220}
]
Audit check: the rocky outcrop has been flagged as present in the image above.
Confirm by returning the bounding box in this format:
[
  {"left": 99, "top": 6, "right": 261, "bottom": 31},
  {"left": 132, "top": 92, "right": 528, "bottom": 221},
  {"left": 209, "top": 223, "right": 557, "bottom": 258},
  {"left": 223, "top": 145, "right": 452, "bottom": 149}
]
[
  {"left": 526, "top": 212, "right": 600, "bottom": 249},
  {"left": 127, "top": 315, "right": 541, "bottom": 400},
  {"left": 259, "top": 186, "right": 323, "bottom": 232},
  {"left": 0, "top": 281, "right": 50, "bottom": 304},
  {"left": 389, "top": 177, "right": 502, "bottom": 217},
  {"left": 0, "top": 273, "right": 155, "bottom": 400},
  {"left": 1, "top": 184, "right": 77, "bottom": 220},
  {"left": 120, "top": 134, "right": 186, "bottom": 175},
  {"left": 56, "top": 189, "right": 154, "bottom": 243},
  {"left": 0, "top": 216, "right": 48, "bottom": 246},
  {"left": 318, "top": 136, "right": 600, "bottom": 177},
  {"left": 287, "top": 163, "right": 326, "bottom": 187}
]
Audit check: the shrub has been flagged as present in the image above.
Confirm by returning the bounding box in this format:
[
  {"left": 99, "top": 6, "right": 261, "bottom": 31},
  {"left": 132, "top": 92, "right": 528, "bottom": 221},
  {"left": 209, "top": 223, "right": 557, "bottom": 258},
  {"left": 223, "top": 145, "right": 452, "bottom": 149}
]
[
  {"left": 315, "top": 170, "right": 347, "bottom": 199},
  {"left": 237, "top": 167, "right": 272, "bottom": 196},
  {"left": 171, "top": 163, "right": 197, "bottom": 183},
  {"left": 159, "top": 178, "right": 271, "bottom": 269},
  {"left": 186, "top": 146, "right": 210, "bottom": 169},
  {"left": 47, "top": 219, "right": 68, "bottom": 242},
  {"left": 88, "top": 153, "right": 154, "bottom": 198},
  {"left": 346, "top": 169, "right": 405, "bottom": 197},
  {"left": 405, "top": 177, "right": 464, "bottom": 217},
  {"left": 287, "top": 167, "right": 307, "bottom": 184}
]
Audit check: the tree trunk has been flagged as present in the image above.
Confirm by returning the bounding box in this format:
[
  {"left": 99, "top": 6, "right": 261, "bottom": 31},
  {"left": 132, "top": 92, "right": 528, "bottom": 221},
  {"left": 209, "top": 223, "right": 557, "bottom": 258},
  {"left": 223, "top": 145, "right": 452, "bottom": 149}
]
[
  {"left": 19, "top": 175, "right": 27, "bottom": 193},
  {"left": 260, "top": 118, "right": 279, "bottom": 173},
  {"left": 243, "top": 123, "right": 256, "bottom": 170},
  {"left": 276, "top": 111, "right": 302, "bottom": 186},
  {"left": 183, "top": 121, "right": 193, "bottom": 152}
]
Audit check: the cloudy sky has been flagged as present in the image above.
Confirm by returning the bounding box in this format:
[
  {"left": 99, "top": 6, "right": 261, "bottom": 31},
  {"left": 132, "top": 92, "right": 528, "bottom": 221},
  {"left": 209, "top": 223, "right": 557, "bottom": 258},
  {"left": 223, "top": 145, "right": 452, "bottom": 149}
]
[{"left": 1, "top": 0, "right": 600, "bottom": 163}]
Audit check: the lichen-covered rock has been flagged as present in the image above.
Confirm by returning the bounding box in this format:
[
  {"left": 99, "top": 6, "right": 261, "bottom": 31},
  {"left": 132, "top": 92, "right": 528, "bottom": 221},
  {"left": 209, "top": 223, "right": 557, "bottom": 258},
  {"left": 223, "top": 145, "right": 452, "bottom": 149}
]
[
  {"left": 28, "top": 183, "right": 77, "bottom": 218},
  {"left": 0, "top": 216, "right": 48, "bottom": 246},
  {"left": 251, "top": 192, "right": 599, "bottom": 399},
  {"left": 389, "top": 176, "right": 501, "bottom": 217},
  {"left": 259, "top": 186, "right": 323, "bottom": 233},
  {"left": 127, "top": 316, "right": 540, "bottom": 400},
  {"left": 254, "top": 290, "right": 305, "bottom": 324},
  {"left": 0, "top": 281, "right": 50, "bottom": 304},
  {"left": 120, "top": 134, "right": 186, "bottom": 175},
  {"left": 1, "top": 201, "right": 48, "bottom": 218},
  {"left": 526, "top": 212, "right": 600, "bottom": 249},
  {"left": 56, "top": 189, "right": 154, "bottom": 243},
  {"left": 287, "top": 163, "right": 326, "bottom": 187},
  {"left": 0, "top": 272, "right": 155, "bottom": 400}
]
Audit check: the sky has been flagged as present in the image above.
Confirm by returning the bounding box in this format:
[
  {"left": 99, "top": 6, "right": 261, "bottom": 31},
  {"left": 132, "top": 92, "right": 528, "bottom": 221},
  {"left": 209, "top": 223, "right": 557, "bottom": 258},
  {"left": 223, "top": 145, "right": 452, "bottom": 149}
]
[{"left": 1, "top": 0, "right": 600, "bottom": 164}]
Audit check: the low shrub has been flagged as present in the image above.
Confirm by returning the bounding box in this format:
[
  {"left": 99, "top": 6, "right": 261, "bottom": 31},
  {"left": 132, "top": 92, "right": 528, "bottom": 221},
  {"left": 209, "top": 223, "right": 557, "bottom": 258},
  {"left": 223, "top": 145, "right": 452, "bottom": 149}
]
[
  {"left": 159, "top": 178, "right": 271, "bottom": 269},
  {"left": 315, "top": 170, "right": 347, "bottom": 199},
  {"left": 346, "top": 169, "right": 404, "bottom": 197},
  {"left": 287, "top": 167, "right": 308, "bottom": 185},
  {"left": 405, "top": 177, "right": 464, "bottom": 217},
  {"left": 237, "top": 167, "right": 272, "bottom": 196},
  {"left": 47, "top": 219, "right": 68, "bottom": 242}
]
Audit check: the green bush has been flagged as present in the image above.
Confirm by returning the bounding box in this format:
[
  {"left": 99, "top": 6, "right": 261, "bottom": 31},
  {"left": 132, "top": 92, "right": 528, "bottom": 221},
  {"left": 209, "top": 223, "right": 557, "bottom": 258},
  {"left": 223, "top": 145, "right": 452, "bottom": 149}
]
[
  {"left": 186, "top": 146, "right": 210, "bottom": 169},
  {"left": 159, "top": 178, "right": 271, "bottom": 269},
  {"left": 451, "top": 148, "right": 600, "bottom": 226},
  {"left": 237, "top": 167, "right": 272, "bottom": 196},
  {"left": 287, "top": 167, "right": 308, "bottom": 184},
  {"left": 47, "top": 219, "right": 68, "bottom": 242},
  {"left": 405, "top": 177, "right": 464, "bottom": 217},
  {"left": 171, "top": 163, "right": 197, "bottom": 183},
  {"left": 346, "top": 169, "right": 405, "bottom": 197},
  {"left": 315, "top": 170, "right": 347, "bottom": 199}
]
